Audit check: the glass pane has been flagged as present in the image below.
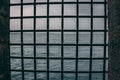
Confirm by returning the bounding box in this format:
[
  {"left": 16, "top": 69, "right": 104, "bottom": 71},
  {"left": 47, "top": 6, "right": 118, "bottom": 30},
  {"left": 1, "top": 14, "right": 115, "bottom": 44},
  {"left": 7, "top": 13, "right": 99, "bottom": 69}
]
[
  {"left": 79, "top": 4, "right": 91, "bottom": 16},
  {"left": 11, "top": 72, "right": 22, "bottom": 80},
  {"left": 24, "top": 59, "right": 34, "bottom": 70},
  {"left": 10, "top": 19, "right": 20, "bottom": 30},
  {"left": 23, "top": 5, "right": 33, "bottom": 16},
  {"left": 10, "top": 0, "right": 20, "bottom": 3},
  {"left": 78, "top": 73, "right": 89, "bottom": 80},
  {"left": 11, "top": 59, "right": 21, "bottom": 70},
  {"left": 93, "top": 32, "right": 104, "bottom": 44},
  {"left": 10, "top": 6, "right": 20, "bottom": 17},
  {"left": 64, "top": 18, "right": 76, "bottom": 30},
  {"left": 64, "top": 32, "right": 76, "bottom": 44},
  {"left": 23, "top": 19, "right": 33, "bottom": 30},
  {"left": 23, "top": 0, "right": 34, "bottom": 3},
  {"left": 78, "top": 46, "right": 90, "bottom": 58},
  {"left": 79, "top": 32, "right": 90, "bottom": 44},
  {"left": 49, "top": 46, "right": 61, "bottom": 57},
  {"left": 92, "top": 60, "right": 103, "bottom": 71},
  {"left": 64, "top": 4, "right": 76, "bottom": 15},
  {"left": 78, "top": 60, "right": 89, "bottom": 71},
  {"left": 49, "top": 18, "right": 61, "bottom": 29},
  {"left": 93, "top": 4, "right": 104, "bottom": 16},
  {"left": 64, "top": 46, "right": 76, "bottom": 58},
  {"left": 23, "top": 46, "right": 34, "bottom": 57},
  {"left": 50, "top": 73, "right": 61, "bottom": 80},
  {"left": 63, "top": 73, "right": 75, "bottom": 80},
  {"left": 49, "top": 4, "right": 61, "bottom": 16},
  {"left": 36, "top": 5, "right": 47, "bottom": 16},
  {"left": 49, "top": 60, "right": 61, "bottom": 71},
  {"left": 24, "top": 72, "right": 34, "bottom": 80},
  {"left": 37, "top": 73, "right": 47, "bottom": 80},
  {"left": 36, "top": 32, "right": 47, "bottom": 43},
  {"left": 23, "top": 32, "right": 33, "bottom": 43},
  {"left": 92, "top": 73, "right": 103, "bottom": 80},
  {"left": 36, "top": 46, "right": 47, "bottom": 57},
  {"left": 10, "top": 32, "right": 21, "bottom": 43},
  {"left": 10, "top": 46, "right": 21, "bottom": 57},
  {"left": 93, "top": 18, "right": 104, "bottom": 30},
  {"left": 64, "top": 60, "right": 75, "bottom": 71},
  {"left": 36, "top": 59, "right": 47, "bottom": 70},
  {"left": 36, "top": 18, "right": 47, "bottom": 30},
  {"left": 79, "top": 18, "right": 91, "bottom": 30}
]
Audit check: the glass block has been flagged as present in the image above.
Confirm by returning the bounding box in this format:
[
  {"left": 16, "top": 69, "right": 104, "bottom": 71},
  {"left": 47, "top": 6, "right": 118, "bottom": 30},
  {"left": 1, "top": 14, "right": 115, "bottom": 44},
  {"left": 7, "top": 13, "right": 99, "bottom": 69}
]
[
  {"left": 64, "top": 46, "right": 76, "bottom": 58},
  {"left": 78, "top": 73, "right": 89, "bottom": 80},
  {"left": 10, "top": 32, "right": 21, "bottom": 43},
  {"left": 23, "top": 5, "right": 33, "bottom": 16},
  {"left": 64, "top": 4, "right": 76, "bottom": 15},
  {"left": 11, "top": 58, "right": 21, "bottom": 70},
  {"left": 105, "top": 73, "right": 108, "bottom": 80},
  {"left": 10, "top": 46, "right": 21, "bottom": 57},
  {"left": 10, "top": 0, "right": 20, "bottom": 3},
  {"left": 92, "top": 60, "right": 103, "bottom": 71},
  {"left": 50, "top": 73, "right": 61, "bottom": 80},
  {"left": 49, "top": 18, "right": 61, "bottom": 30},
  {"left": 63, "top": 73, "right": 75, "bottom": 80},
  {"left": 92, "top": 46, "right": 104, "bottom": 58},
  {"left": 24, "top": 72, "right": 34, "bottom": 80},
  {"left": 79, "top": 18, "right": 91, "bottom": 30},
  {"left": 78, "top": 60, "right": 89, "bottom": 71},
  {"left": 49, "top": 4, "right": 61, "bottom": 16},
  {"left": 37, "top": 73, "right": 47, "bottom": 80},
  {"left": 49, "top": 32, "right": 61, "bottom": 44},
  {"left": 36, "top": 59, "right": 47, "bottom": 70},
  {"left": 11, "top": 71, "right": 22, "bottom": 80},
  {"left": 23, "top": 19, "right": 33, "bottom": 30},
  {"left": 36, "top": 32, "right": 47, "bottom": 43},
  {"left": 79, "top": 0, "right": 90, "bottom": 2},
  {"left": 36, "top": 18, "right": 47, "bottom": 30},
  {"left": 36, "top": 5, "right": 47, "bottom": 16},
  {"left": 79, "top": 4, "right": 91, "bottom": 16},
  {"left": 10, "top": 19, "right": 20, "bottom": 30},
  {"left": 106, "top": 46, "right": 108, "bottom": 58},
  {"left": 64, "top": 60, "right": 75, "bottom": 71},
  {"left": 23, "top": 0, "right": 34, "bottom": 3},
  {"left": 24, "top": 59, "right": 34, "bottom": 70},
  {"left": 64, "top": 32, "right": 76, "bottom": 44},
  {"left": 78, "top": 46, "right": 90, "bottom": 58},
  {"left": 23, "top": 32, "right": 33, "bottom": 43},
  {"left": 64, "top": 18, "right": 76, "bottom": 30},
  {"left": 93, "top": 4, "right": 104, "bottom": 16},
  {"left": 50, "top": 0, "right": 61, "bottom": 2},
  {"left": 23, "top": 46, "right": 34, "bottom": 57},
  {"left": 92, "top": 73, "right": 103, "bottom": 80},
  {"left": 93, "top": 32, "right": 104, "bottom": 44},
  {"left": 10, "top": 6, "right": 21, "bottom": 17},
  {"left": 49, "top": 46, "right": 61, "bottom": 57},
  {"left": 93, "top": 18, "right": 104, "bottom": 30},
  {"left": 79, "top": 32, "right": 90, "bottom": 44},
  {"left": 49, "top": 60, "right": 61, "bottom": 71},
  {"left": 36, "top": 46, "right": 47, "bottom": 57}
]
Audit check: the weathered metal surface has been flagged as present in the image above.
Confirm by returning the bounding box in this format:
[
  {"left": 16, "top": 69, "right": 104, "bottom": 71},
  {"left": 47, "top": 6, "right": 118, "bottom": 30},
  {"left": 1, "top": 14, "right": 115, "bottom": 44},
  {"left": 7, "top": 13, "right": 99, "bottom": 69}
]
[{"left": 0, "top": 0, "right": 10, "bottom": 80}]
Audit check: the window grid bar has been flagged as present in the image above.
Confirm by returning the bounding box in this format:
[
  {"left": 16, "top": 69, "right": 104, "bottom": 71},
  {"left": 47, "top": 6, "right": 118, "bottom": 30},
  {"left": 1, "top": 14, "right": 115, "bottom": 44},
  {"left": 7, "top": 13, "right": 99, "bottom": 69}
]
[{"left": 33, "top": 0, "right": 36, "bottom": 79}]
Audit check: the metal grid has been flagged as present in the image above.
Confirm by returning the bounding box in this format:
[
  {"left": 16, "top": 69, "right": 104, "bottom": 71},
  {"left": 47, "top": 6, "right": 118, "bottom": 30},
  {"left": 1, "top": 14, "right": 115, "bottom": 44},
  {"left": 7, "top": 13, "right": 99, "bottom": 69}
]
[{"left": 9, "top": 0, "right": 108, "bottom": 80}]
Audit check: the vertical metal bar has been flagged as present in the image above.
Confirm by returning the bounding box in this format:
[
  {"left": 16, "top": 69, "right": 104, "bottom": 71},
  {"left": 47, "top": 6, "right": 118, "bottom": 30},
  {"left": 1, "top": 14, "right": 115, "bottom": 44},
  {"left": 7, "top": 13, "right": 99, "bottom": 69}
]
[
  {"left": 89, "top": 0, "right": 93, "bottom": 80},
  {"left": 61, "top": 0, "right": 64, "bottom": 80},
  {"left": 20, "top": 0, "right": 24, "bottom": 80},
  {"left": 103, "top": 0, "right": 107, "bottom": 80},
  {"left": 33, "top": 0, "right": 36, "bottom": 80},
  {"left": 75, "top": 0, "right": 79, "bottom": 80},
  {"left": 47, "top": 0, "right": 49, "bottom": 80}
]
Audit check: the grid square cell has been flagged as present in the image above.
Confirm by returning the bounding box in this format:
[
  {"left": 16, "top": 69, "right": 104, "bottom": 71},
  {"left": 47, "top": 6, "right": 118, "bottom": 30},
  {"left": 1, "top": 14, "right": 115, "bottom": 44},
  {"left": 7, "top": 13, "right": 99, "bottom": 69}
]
[
  {"left": 78, "top": 60, "right": 89, "bottom": 71},
  {"left": 64, "top": 18, "right": 76, "bottom": 30},
  {"left": 92, "top": 60, "right": 103, "bottom": 71},
  {"left": 23, "top": 19, "right": 33, "bottom": 30},
  {"left": 36, "top": 18, "right": 47, "bottom": 30},
  {"left": 63, "top": 60, "right": 75, "bottom": 71},
  {"left": 78, "top": 73, "right": 89, "bottom": 80},
  {"left": 64, "top": 32, "right": 76, "bottom": 44},
  {"left": 64, "top": 46, "right": 76, "bottom": 58},
  {"left": 50, "top": 73, "right": 61, "bottom": 80},
  {"left": 36, "top": 46, "right": 47, "bottom": 57},
  {"left": 11, "top": 72, "right": 22, "bottom": 80},
  {"left": 10, "top": 19, "right": 20, "bottom": 30},
  {"left": 36, "top": 5, "right": 47, "bottom": 16},
  {"left": 36, "top": 59, "right": 47, "bottom": 71},
  {"left": 24, "top": 59, "right": 34, "bottom": 70},
  {"left": 49, "top": 46, "right": 61, "bottom": 57},
  {"left": 63, "top": 73, "right": 75, "bottom": 80},
  {"left": 49, "top": 4, "right": 61, "bottom": 16},
  {"left": 23, "top": 46, "right": 34, "bottom": 57},
  {"left": 10, "top": 46, "right": 21, "bottom": 57},
  {"left": 93, "top": 4, "right": 104, "bottom": 16},
  {"left": 36, "top": 32, "right": 47, "bottom": 43},
  {"left": 92, "top": 73, "right": 103, "bottom": 80},
  {"left": 23, "top": 5, "right": 34, "bottom": 16},
  {"left": 93, "top": 32, "right": 104, "bottom": 44},
  {"left": 79, "top": 32, "right": 90, "bottom": 44},
  {"left": 11, "top": 58, "right": 21, "bottom": 70},
  {"left": 79, "top": 4, "right": 91, "bottom": 16},
  {"left": 10, "top": 6, "right": 21, "bottom": 17},
  {"left": 49, "top": 18, "right": 61, "bottom": 30},
  {"left": 49, "top": 60, "right": 61, "bottom": 71},
  {"left": 10, "top": 32, "right": 21, "bottom": 43},
  {"left": 24, "top": 72, "right": 34, "bottom": 80},
  {"left": 64, "top": 4, "right": 76, "bottom": 16},
  {"left": 23, "top": 32, "right": 33, "bottom": 43},
  {"left": 37, "top": 73, "right": 47, "bottom": 80}
]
